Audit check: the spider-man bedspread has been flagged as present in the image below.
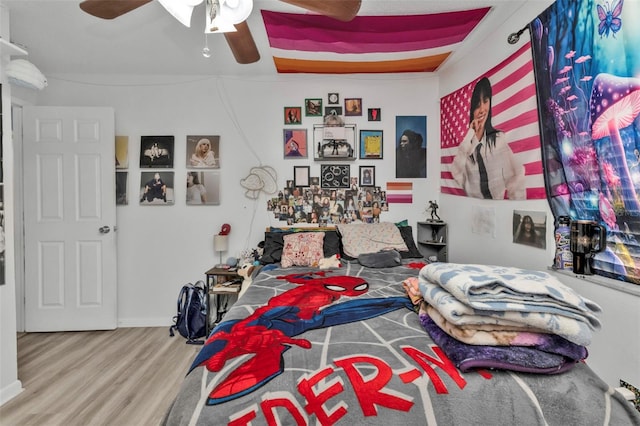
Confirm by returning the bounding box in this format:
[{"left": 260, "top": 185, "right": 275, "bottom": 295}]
[{"left": 163, "top": 262, "right": 639, "bottom": 425}]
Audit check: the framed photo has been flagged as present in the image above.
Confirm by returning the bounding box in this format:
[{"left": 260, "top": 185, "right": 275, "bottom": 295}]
[
  {"left": 139, "top": 171, "right": 174, "bottom": 205},
  {"left": 284, "top": 106, "right": 302, "bottom": 124},
  {"left": 368, "top": 108, "right": 381, "bottom": 121},
  {"left": 116, "top": 171, "right": 128, "bottom": 205},
  {"left": 324, "top": 106, "right": 343, "bottom": 116},
  {"left": 359, "top": 166, "right": 375, "bottom": 187},
  {"left": 186, "top": 135, "right": 220, "bottom": 168},
  {"left": 293, "top": 166, "right": 310, "bottom": 187},
  {"left": 359, "top": 130, "right": 383, "bottom": 159},
  {"left": 310, "top": 176, "right": 320, "bottom": 190},
  {"left": 283, "top": 129, "right": 308, "bottom": 158},
  {"left": 344, "top": 98, "right": 362, "bottom": 116},
  {"left": 139, "top": 136, "right": 174, "bottom": 168},
  {"left": 186, "top": 171, "right": 220, "bottom": 205},
  {"left": 115, "top": 136, "right": 129, "bottom": 169},
  {"left": 320, "top": 164, "right": 351, "bottom": 189},
  {"left": 305, "top": 98, "right": 323, "bottom": 116},
  {"left": 328, "top": 92, "right": 339, "bottom": 104},
  {"left": 313, "top": 124, "right": 357, "bottom": 161}
]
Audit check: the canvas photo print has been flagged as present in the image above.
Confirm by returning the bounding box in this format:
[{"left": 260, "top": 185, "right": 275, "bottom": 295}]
[
  {"left": 115, "top": 136, "right": 129, "bottom": 169},
  {"left": 186, "top": 135, "right": 220, "bottom": 168},
  {"left": 139, "top": 171, "right": 175, "bottom": 205},
  {"left": 186, "top": 171, "right": 220, "bottom": 205},
  {"left": 140, "top": 135, "right": 174, "bottom": 168}
]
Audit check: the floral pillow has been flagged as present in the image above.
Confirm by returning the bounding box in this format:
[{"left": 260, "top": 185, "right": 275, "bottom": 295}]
[
  {"left": 337, "top": 222, "right": 408, "bottom": 258},
  {"left": 280, "top": 232, "right": 325, "bottom": 268}
]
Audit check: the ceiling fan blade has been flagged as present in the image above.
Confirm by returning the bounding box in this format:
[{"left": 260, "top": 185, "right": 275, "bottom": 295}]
[
  {"left": 279, "top": 0, "right": 361, "bottom": 22},
  {"left": 224, "top": 21, "right": 260, "bottom": 64},
  {"left": 79, "top": 0, "right": 153, "bottom": 19}
]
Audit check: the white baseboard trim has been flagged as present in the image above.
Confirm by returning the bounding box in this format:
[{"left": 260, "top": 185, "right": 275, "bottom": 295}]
[{"left": 0, "top": 380, "right": 24, "bottom": 406}]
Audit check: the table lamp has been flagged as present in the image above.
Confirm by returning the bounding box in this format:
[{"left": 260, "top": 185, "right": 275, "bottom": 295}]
[{"left": 214, "top": 234, "right": 228, "bottom": 268}]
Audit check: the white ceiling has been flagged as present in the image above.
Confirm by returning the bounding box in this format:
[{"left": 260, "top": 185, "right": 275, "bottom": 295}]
[{"left": 4, "top": 0, "right": 537, "bottom": 77}]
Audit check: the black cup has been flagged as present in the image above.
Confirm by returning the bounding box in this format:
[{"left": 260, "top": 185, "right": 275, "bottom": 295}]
[{"left": 569, "top": 220, "right": 606, "bottom": 274}]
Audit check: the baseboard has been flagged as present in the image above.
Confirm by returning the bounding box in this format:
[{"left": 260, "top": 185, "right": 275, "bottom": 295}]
[{"left": 0, "top": 380, "right": 23, "bottom": 406}]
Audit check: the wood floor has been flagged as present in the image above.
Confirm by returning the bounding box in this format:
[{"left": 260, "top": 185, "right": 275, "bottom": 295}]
[{"left": 0, "top": 327, "right": 201, "bottom": 426}]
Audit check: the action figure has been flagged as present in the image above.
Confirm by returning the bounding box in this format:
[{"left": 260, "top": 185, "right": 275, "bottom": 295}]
[{"left": 428, "top": 200, "right": 441, "bottom": 221}]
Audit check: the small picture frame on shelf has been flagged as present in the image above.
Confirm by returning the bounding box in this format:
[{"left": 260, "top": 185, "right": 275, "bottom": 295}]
[
  {"left": 284, "top": 107, "right": 302, "bottom": 124},
  {"left": 283, "top": 129, "right": 308, "bottom": 158},
  {"left": 293, "top": 166, "right": 310, "bottom": 187},
  {"left": 359, "top": 166, "right": 375, "bottom": 187},
  {"left": 305, "top": 98, "right": 323, "bottom": 116},
  {"left": 359, "top": 130, "right": 383, "bottom": 159}
]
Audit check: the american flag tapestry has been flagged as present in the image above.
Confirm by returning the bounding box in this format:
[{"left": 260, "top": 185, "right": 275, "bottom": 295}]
[
  {"left": 440, "top": 42, "right": 545, "bottom": 200},
  {"left": 530, "top": 0, "right": 640, "bottom": 284}
]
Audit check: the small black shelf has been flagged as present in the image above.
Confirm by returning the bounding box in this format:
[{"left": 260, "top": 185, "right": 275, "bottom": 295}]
[{"left": 417, "top": 221, "right": 448, "bottom": 262}]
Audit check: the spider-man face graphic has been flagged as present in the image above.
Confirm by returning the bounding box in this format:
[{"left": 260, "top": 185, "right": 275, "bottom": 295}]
[{"left": 189, "top": 270, "right": 412, "bottom": 405}]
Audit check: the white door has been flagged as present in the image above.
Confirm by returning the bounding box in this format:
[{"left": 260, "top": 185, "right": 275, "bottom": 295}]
[{"left": 22, "top": 106, "right": 117, "bottom": 331}]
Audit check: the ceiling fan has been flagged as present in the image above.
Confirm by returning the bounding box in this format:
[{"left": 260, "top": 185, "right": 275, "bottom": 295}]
[{"left": 79, "top": 0, "right": 362, "bottom": 64}]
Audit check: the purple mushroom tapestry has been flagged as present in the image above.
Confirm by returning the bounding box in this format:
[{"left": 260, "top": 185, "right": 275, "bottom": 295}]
[{"left": 531, "top": 0, "right": 640, "bottom": 284}]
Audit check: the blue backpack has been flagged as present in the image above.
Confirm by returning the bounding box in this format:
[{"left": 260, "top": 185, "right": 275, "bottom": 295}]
[{"left": 169, "top": 281, "right": 207, "bottom": 345}]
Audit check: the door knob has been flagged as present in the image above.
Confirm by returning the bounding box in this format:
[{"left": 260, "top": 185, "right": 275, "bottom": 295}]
[{"left": 99, "top": 226, "right": 111, "bottom": 234}]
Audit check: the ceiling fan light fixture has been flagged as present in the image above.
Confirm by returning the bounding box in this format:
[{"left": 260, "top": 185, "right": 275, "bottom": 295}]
[
  {"left": 158, "top": 0, "right": 202, "bottom": 27},
  {"left": 205, "top": 0, "right": 252, "bottom": 33}
]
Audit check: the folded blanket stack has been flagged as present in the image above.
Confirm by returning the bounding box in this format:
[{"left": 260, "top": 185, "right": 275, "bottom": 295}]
[{"left": 417, "top": 263, "right": 602, "bottom": 374}]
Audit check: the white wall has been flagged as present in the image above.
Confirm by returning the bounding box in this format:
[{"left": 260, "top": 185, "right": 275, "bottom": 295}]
[
  {"left": 32, "top": 73, "right": 441, "bottom": 327},
  {"left": 0, "top": 3, "right": 23, "bottom": 405},
  {"left": 437, "top": 0, "right": 640, "bottom": 388}
]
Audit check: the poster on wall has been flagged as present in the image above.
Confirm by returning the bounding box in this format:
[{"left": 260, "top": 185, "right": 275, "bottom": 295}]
[
  {"left": 513, "top": 209, "right": 546, "bottom": 249},
  {"left": 531, "top": 0, "right": 640, "bottom": 283},
  {"left": 186, "top": 135, "right": 219, "bottom": 168},
  {"left": 140, "top": 136, "right": 174, "bottom": 168},
  {"left": 115, "top": 136, "right": 129, "bottom": 169},
  {"left": 139, "top": 171, "right": 175, "bottom": 205},
  {"left": 395, "top": 116, "right": 426, "bottom": 178},
  {"left": 186, "top": 171, "right": 220, "bottom": 205},
  {"left": 440, "top": 43, "right": 545, "bottom": 200},
  {"left": 116, "top": 171, "right": 128, "bottom": 205},
  {"left": 283, "top": 129, "right": 308, "bottom": 158}
]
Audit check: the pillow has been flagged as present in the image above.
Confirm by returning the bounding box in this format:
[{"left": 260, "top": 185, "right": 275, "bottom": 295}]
[
  {"left": 280, "top": 232, "right": 325, "bottom": 268},
  {"left": 260, "top": 230, "right": 341, "bottom": 264},
  {"left": 396, "top": 225, "right": 423, "bottom": 259},
  {"left": 358, "top": 249, "right": 402, "bottom": 268},
  {"left": 337, "top": 222, "right": 408, "bottom": 258}
]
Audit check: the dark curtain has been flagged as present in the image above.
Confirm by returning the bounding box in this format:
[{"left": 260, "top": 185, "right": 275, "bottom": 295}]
[{"left": 530, "top": 0, "right": 640, "bottom": 284}]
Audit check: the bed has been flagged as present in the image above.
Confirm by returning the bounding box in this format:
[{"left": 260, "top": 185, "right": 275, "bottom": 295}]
[{"left": 163, "top": 224, "right": 640, "bottom": 425}]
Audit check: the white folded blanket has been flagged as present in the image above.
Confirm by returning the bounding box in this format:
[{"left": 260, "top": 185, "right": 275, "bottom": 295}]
[{"left": 418, "top": 263, "right": 602, "bottom": 346}]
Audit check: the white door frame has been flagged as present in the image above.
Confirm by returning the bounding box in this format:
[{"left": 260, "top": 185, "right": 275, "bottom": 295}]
[{"left": 11, "top": 103, "right": 25, "bottom": 332}]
